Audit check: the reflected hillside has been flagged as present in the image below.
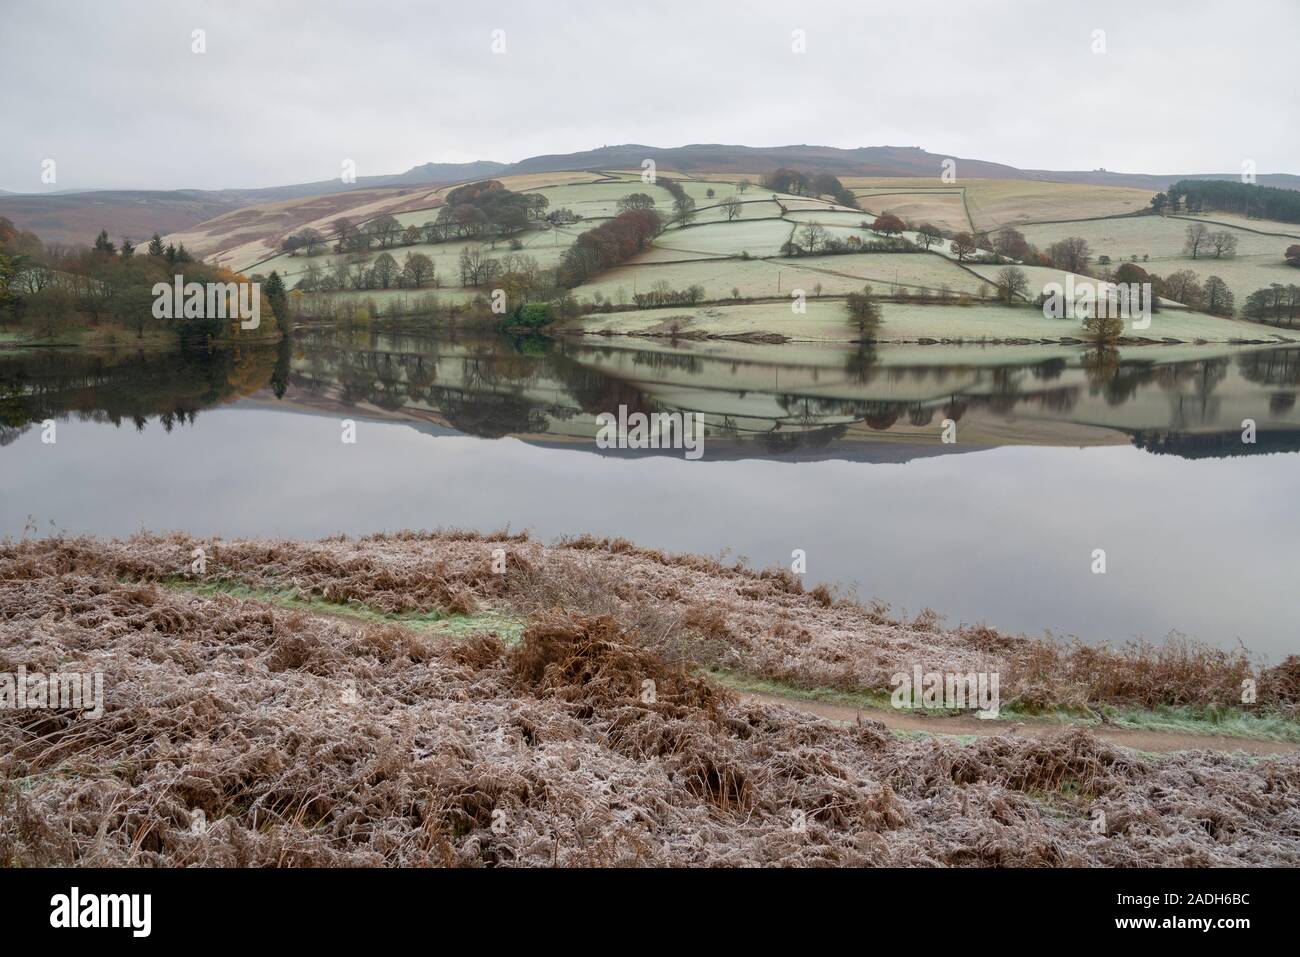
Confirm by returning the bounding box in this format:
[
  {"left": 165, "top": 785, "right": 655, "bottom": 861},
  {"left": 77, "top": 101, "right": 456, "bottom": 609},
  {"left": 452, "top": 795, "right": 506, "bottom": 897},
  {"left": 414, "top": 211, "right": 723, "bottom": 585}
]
[
  {"left": 3, "top": 329, "right": 1300, "bottom": 460},
  {"left": 279, "top": 328, "right": 1300, "bottom": 459}
]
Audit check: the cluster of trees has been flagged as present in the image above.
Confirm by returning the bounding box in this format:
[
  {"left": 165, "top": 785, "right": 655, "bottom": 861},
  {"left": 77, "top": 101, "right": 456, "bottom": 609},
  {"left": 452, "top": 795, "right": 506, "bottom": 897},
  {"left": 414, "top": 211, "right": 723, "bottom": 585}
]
[
  {"left": 1242, "top": 284, "right": 1300, "bottom": 326},
  {"left": 779, "top": 228, "right": 914, "bottom": 258},
  {"left": 657, "top": 179, "right": 697, "bottom": 226},
  {"left": 0, "top": 216, "right": 280, "bottom": 340},
  {"left": 283, "top": 181, "right": 549, "bottom": 256},
  {"left": 631, "top": 280, "right": 706, "bottom": 309},
  {"left": 1182, "top": 223, "right": 1239, "bottom": 259},
  {"left": 1153, "top": 180, "right": 1300, "bottom": 225},
  {"left": 760, "top": 169, "right": 859, "bottom": 208},
  {"left": 558, "top": 208, "right": 662, "bottom": 286},
  {"left": 616, "top": 193, "right": 656, "bottom": 213},
  {"left": 1148, "top": 269, "right": 1234, "bottom": 316},
  {"left": 294, "top": 249, "right": 439, "bottom": 293}
]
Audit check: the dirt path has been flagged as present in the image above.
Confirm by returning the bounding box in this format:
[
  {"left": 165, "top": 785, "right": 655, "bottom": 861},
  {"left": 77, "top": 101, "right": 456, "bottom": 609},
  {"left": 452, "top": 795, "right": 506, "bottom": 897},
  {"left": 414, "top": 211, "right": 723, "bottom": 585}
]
[{"left": 740, "top": 691, "right": 1300, "bottom": 756}]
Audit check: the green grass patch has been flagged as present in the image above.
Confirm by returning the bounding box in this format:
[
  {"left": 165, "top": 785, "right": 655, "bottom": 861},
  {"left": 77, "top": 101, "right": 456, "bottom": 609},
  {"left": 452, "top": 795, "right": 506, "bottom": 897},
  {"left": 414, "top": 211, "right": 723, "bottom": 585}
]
[
  {"left": 1100, "top": 703, "right": 1300, "bottom": 743},
  {"left": 158, "top": 577, "right": 526, "bottom": 643},
  {"left": 708, "top": 668, "right": 1300, "bottom": 743}
]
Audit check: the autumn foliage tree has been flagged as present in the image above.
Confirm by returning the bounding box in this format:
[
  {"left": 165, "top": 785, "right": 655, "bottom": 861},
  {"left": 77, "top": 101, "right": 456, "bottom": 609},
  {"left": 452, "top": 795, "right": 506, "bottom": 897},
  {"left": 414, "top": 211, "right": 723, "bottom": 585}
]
[
  {"left": 560, "top": 208, "right": 662, "bottom": 286},
  {"left": 950, "top": 232, "right": 977, "bottom": 262},
  {"left": 871, "top": 213, "right": 906, "bottom": 238}
]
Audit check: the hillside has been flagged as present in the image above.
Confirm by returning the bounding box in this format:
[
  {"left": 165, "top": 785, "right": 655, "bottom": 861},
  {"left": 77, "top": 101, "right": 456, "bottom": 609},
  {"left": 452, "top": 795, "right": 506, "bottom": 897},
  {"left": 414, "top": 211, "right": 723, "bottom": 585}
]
[
  {"left": 6, "top": 143, "right": 1297, "bottom": 249},
  {"left": 226, "top": 168, "right": 1293, "bottom": 347},
  {"left": 0, "top": 162, "right": 507, "bottom": 248}
]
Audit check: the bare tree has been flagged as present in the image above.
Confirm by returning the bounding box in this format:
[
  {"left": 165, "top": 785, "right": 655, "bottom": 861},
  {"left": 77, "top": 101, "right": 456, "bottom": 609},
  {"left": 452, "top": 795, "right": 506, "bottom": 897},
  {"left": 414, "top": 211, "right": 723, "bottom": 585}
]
[
  {"left": 950, "top": 232, "right": 978, "bottom": 262},
  {"left": 798, "top": 222, "right": 829, "bottom": 253},
  {"left": 1209, "top": 230, "right": 1239, "bottom": 258},
  {"left": 1159, "top": 269, "right": 1203, "bottom": 306},
  {"left": 994, "top": 266, "right": 1030, "bottom": 303},
  {"left": 915, "top": 223, "right": 943, "bottom": 250},
  {"left": 720, "top": 195, "right": 743, "bottom": 222},
  {"left": 1184, "top": 223, "right": 1210, "bottom": 259}
]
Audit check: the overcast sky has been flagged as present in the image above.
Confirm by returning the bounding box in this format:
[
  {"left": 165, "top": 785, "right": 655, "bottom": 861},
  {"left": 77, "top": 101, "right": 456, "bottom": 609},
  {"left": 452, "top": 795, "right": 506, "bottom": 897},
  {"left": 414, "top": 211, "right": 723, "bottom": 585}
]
[{"left": 3, "top": 0, "right": 1296, "bottom": 192}]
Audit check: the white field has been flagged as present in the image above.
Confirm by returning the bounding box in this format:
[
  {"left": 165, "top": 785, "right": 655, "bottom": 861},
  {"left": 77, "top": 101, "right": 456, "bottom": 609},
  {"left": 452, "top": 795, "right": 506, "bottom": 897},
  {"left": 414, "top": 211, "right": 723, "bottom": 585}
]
[
  {"left": 1020, "top": 215, "right": 1286, "bottom": 260},
  {"left": 1167, "top": 213, "right": 1300, "bottom": 239},
  {"left": 572, "top": 298, "right": 1294, "bottom": 344},
  {"left": 576, "top": 254, "right": 984, "bottom": 304},
  {"left": 784, "top": 209, "right": 872, "bottom": 226},
  {"left": 518, "top": 181, "right": 680, "bottom": 219},
  {"left": 967, "top": 264, "right": 1084, "bottom": 301},
  {"left": 689, "top": 199, "right": 785, "bottom": 224},
  {"left": 576, "top": 258, "right": 794, "bottom": 302},
  {"left": 653, "top": 219, "right": 795, "bottom": 257},
  {"left": 780, "top": 253, "right": 987, "bottom": 296},
  {"left": 250, "top": 232, "right": 571, "bottom": 289},
  {"left": 1021, "top": 215, "right": 1299, "bottom": 304}
]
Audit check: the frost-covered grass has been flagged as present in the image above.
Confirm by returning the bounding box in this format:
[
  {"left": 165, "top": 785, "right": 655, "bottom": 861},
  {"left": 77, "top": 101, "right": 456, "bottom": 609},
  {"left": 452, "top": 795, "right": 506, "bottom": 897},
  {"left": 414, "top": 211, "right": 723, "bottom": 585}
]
[{"left": 6, "top": 531, "right": 1300, "bottom": 867}]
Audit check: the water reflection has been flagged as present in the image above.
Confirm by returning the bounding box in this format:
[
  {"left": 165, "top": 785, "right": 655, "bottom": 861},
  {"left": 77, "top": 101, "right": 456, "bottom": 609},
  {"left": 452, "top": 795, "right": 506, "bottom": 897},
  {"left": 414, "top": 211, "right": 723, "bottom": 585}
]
[
  {"left": 3, "top": 331, "right": 1298, "bottom": 657},
  {"left": 3, "top": 329, "right": 1300, "bottom": 459}
]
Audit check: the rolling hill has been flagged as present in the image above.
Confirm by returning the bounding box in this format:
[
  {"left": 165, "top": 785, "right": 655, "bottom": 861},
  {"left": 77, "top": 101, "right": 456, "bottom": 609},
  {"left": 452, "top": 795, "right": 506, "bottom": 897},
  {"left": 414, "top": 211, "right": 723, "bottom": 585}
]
[{"left": 5, "top": 144, "right": 1297, "bottom": 249}]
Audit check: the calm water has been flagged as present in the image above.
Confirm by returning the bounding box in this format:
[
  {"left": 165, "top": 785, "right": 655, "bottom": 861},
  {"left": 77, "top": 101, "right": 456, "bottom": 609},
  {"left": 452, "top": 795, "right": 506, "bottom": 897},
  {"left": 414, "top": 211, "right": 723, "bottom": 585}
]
[{"left": 2, "top": 329, "right": 1298, "bottom": 660}]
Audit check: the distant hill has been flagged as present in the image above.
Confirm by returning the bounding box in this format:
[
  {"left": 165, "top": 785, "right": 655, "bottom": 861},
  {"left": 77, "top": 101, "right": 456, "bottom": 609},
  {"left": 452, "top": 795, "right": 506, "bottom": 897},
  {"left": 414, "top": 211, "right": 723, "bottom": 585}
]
[
  {"left": 0, "top": 189, "right": 247, "bottom": 247},
  {"left": 498, "top": 144, "right": 1300, "bottom": 192},
  {"left": 500, "top": 143, "right": 1028, "bottom": 179},
  {"left": 3, "top": 144, "right": 1297, "bottom": 246},
  {"left": 0, "top": 161, "right": 506, "bottom": 246}
]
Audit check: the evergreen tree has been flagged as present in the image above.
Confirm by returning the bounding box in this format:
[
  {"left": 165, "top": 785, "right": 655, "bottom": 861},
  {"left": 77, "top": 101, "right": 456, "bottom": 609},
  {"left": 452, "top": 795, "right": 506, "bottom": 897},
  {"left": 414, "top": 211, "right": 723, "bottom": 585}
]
[
  {"left": 263, "top": 270, "right": 288, "bottom": 323},
  {"left": 120, "top": 238, "right": 135, "bottom": 258},
  {"left": 147, "top": 233, "right": 165, "bottom": 256},
  {"left": 93, "top": 229, "right": 116, "bottom": 255}
]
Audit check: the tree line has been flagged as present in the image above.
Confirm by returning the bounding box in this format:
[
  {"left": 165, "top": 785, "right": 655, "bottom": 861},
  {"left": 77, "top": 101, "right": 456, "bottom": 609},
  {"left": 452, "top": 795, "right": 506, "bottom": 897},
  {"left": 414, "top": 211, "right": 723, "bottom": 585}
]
[
  {"left": 760, "top": 169, "right": 859, "bottom": 209},
  {"left": 282, "top": 180, "right": 551, "bottom": 257},
  {"left": 1152, "top": 180, "right": 1300, "bottom": 224},
  {"left": 0, "top": 217, "right": 283, "bottom": 342}
]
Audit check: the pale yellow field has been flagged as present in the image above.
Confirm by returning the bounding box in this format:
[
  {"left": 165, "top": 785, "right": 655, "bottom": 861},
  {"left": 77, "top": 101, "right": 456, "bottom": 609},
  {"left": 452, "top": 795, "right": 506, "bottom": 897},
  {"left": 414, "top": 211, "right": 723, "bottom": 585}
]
[
  {"left": 841, "top": 178, "right": 1155, "bottom": 232},
  {"left": 175, "top": 171, "right": 609, "bottom": 272},
  {"left": 852, "top": 189, "right": 970, "bottom": 233},
  {"left": 961, "top": 180, "right": 1156, "bottom": 231}
]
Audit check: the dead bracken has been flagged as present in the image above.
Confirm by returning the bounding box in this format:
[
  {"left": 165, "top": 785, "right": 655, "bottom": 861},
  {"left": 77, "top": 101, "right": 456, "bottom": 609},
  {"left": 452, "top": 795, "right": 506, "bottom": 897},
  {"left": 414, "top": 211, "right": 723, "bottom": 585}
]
[{"left": 1, "top": 531, "right": 1298, "bottom": 867}]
